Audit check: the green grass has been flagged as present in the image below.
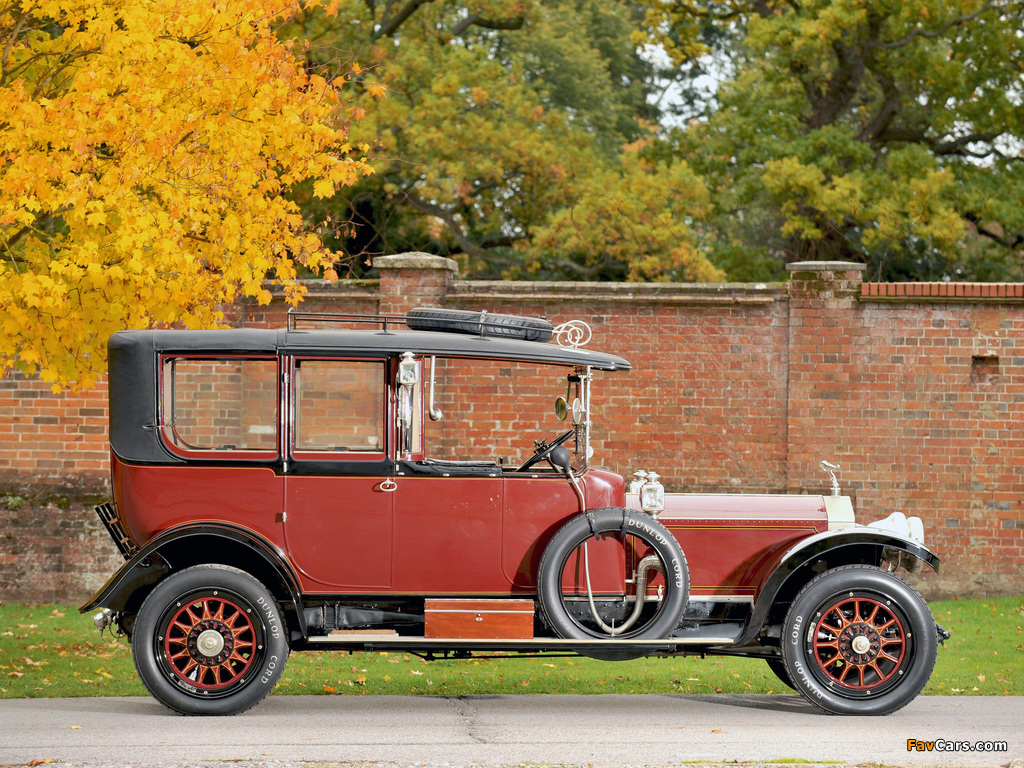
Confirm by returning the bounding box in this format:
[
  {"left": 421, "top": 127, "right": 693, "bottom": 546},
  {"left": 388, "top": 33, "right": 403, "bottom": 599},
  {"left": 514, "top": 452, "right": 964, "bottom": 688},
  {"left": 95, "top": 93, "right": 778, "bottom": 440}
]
[{"left": 0, "top": 597, "right": 1021, "bottom": 699}]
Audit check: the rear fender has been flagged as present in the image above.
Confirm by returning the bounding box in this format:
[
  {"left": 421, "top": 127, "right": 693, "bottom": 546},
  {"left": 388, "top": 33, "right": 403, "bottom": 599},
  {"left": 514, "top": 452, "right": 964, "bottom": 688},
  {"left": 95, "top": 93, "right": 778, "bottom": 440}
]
[
  {"left": 79, "top": 523, "right": 307, "bottom": 638},
  {"left": 734, "top": 528, "right": 939, "bottom": 647}
]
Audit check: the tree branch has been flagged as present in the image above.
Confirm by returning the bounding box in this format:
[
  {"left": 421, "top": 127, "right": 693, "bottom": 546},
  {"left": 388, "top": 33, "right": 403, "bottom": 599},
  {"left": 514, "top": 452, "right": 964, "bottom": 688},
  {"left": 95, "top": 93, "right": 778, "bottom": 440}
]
[
  {"left": 404, "top": 192, "right": 488, "bottom": 258},
  {"left": 932, "top": 132, "right": 1002, "bottom": 156},
  {"left": 374, "top": 0, "right": 437, "bottom": 39},
  {"left": 963, "top": 213, "right": 1024, "bottom": 250},
  {"left": 878, "top": 1, "right": 998, "bottom": 50},
  {"left": 450, "top": 13, "right": 525, "bottom": 38}
]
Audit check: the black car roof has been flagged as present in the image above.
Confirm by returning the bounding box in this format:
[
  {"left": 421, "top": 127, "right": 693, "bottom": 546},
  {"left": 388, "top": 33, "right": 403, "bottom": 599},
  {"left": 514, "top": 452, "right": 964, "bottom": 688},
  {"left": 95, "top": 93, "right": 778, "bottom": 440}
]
[
  {"left": 110, "top": 328, "right": 632, "bottom": 371},
  {"left": 106, "top": 327, "right": 630, "bottom": 464}
]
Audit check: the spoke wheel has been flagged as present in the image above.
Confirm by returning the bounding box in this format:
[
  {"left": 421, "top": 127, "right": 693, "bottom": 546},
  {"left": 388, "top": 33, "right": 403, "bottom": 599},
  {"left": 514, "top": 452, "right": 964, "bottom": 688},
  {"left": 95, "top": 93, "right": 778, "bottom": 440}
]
[
  {"left": 810, "top": 595, "right": 906, "bottom": 693},
  {"left": 781, "top": 564, "right": 936, "bottom": 716},
  {"left": 160, "top": 594, "right": 258, "bottom": 693},
  {"left": 133, "top": 565, "right": 289, "bottom": 715}
]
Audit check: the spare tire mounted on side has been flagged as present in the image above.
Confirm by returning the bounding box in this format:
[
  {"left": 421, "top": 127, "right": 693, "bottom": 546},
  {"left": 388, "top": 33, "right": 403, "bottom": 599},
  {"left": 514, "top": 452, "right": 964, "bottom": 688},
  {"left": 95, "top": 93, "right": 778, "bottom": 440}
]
[{"left": 537, "top": 507, "right": 689, "bottom": 658}]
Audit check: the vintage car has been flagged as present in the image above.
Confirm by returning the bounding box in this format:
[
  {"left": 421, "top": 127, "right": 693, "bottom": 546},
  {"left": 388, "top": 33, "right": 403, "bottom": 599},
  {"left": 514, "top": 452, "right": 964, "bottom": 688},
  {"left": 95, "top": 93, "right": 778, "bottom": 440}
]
[{"left": 82, "top": 309, "right": 946, "bottom": 716}]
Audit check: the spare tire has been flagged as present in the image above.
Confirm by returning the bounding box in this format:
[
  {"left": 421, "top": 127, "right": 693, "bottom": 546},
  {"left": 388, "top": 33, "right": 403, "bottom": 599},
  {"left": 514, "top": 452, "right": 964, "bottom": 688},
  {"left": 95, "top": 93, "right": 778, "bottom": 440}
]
[
  {"left": 537, "top": 507, "right": 689, "bottom": 658},
  {"left": 405, "top": 307, "right": 553, "bottom": 342}
]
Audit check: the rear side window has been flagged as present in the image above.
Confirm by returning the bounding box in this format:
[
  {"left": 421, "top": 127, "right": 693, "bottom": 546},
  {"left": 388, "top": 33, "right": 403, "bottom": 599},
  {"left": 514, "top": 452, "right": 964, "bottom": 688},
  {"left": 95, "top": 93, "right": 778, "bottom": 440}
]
[
  {"left": 161, "top": 357, "right": 278, "bottom": 455},
  {"left": 294, "top": 359, "right": 384, "bottom": 454}
]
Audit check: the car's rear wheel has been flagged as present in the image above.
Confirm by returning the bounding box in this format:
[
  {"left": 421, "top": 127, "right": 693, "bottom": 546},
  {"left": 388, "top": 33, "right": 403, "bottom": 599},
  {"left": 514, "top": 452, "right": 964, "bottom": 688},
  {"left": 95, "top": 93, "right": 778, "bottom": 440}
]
[
  {"left": 765, "top": 657, "right": 796, "bottom": 690},
  {"left": 781, "top": 564, "right": 936, "bottom": 715},
  {"left": 537, "top": 507, "right": 689, "bottom": 659},
  {"left": 132, "top": 565, "right": 289, "bottom": 715}
]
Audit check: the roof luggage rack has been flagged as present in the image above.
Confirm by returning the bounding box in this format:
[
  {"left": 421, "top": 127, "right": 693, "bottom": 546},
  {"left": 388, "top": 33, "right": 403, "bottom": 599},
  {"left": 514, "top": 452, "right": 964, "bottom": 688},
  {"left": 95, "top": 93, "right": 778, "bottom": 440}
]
[
  {"left": 287, "top": 309, "right": 406, "bottom": 331},
  {"left": 288, "top": 307, "right": 556, "bottom": 343}
]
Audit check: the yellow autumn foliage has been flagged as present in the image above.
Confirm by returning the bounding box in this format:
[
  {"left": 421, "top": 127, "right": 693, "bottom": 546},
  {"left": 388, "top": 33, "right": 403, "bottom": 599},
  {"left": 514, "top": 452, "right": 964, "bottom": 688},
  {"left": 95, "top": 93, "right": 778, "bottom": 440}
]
[{"left": 0, "top": 0, "right": 373, "bottom": 389}]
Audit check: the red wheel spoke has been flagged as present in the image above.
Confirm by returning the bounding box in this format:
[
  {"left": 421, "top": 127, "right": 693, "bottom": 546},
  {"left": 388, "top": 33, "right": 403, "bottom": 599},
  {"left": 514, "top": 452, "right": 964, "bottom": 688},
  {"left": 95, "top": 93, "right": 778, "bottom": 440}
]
[
  {"left": 161, "top": 594, "right": 259, "bottom": 692},
  {"left": 822, "top": 610, "right": 845, "bottom": 631},
  {"left": 820, "top": 651, "right": 842, "bottom": 666},
  {"left": 811, "top": 594, "right": 907, "bottom": 692},
  {"left": 169, "top": 620, "right": 192, "bottom": 636}
]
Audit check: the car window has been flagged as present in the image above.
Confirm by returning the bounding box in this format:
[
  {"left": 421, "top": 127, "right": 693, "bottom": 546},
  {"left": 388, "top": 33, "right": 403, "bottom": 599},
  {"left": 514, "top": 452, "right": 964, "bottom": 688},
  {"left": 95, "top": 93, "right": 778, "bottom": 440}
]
[
  {"left": 161, "top": 357, "right": 278, "bottom": 454},
  {"left": 294, "top": 359, "right": 385, "bottom": 453},
  {"left": 424, "top": 358, "right": 578, "bottom": 468}
]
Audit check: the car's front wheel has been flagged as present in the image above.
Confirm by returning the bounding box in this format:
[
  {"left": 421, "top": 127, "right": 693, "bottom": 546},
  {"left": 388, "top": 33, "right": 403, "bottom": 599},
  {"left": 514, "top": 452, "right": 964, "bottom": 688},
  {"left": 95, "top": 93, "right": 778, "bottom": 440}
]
[
  {"left": 132, "top": 565, "right": 289, "bottom": 715},
  {"left": 781, "top": 564, "right": 936, "bottom": 715}
]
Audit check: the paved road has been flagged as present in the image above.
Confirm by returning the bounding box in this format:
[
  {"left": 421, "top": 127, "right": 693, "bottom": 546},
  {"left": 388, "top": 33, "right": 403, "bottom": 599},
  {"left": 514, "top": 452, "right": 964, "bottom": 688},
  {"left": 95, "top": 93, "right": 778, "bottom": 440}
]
[{"left": 0, "top": 694, "right": 1021, "bottom": 768}]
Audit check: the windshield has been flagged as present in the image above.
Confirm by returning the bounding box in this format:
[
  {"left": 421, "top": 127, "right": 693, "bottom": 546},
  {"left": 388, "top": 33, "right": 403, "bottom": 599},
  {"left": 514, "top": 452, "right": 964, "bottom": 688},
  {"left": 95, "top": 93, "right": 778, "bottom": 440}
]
[{"left": 417, "top": 358, "right": 591, "bottom": 471}]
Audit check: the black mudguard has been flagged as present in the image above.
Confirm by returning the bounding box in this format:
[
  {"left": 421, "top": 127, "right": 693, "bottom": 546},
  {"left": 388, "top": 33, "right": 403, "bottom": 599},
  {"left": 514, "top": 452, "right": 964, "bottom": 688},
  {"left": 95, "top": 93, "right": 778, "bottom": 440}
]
[
  {"left": 79, "top": 523, "right": 307, "bottom": 637},
  {"left": 733, "top": 528, "right": 940, "bottom": 647}
]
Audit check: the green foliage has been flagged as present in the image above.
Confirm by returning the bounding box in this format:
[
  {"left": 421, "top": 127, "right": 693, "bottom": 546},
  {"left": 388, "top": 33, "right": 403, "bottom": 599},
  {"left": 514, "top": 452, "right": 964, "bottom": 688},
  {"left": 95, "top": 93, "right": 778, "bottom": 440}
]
[
  {"left": 1, "top": 597, "right": 1020, "bottom": 698},
  {"left": 642, "top": 0, "right": 1024, "bottom": 280},
  {"left": 284, "top": 0, "right": 722, "bottom": 282}
]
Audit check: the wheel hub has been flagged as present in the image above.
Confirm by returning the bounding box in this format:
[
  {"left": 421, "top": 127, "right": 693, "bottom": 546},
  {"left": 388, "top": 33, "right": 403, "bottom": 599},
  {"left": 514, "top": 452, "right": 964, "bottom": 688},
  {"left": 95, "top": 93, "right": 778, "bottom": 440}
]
[
  {"left": 187, "top": 619, "right": 234, "bottom": 665},
  {"left": 837, "top": 623, "right": 881, "bottom": 664}
]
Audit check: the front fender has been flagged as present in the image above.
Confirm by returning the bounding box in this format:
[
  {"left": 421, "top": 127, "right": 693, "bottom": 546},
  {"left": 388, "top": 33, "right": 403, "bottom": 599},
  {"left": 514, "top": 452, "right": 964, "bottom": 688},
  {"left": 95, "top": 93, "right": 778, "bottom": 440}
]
[
  {"left": 733, "top": 527, "right": 940, "bottom": 647},
  {"left": 79, "top": 523, "right": 307, "bottom": 637}
]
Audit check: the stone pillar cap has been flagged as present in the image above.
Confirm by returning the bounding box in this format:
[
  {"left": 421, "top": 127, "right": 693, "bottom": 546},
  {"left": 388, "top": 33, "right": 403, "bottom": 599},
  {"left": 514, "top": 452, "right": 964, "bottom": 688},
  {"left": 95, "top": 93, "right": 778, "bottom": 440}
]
[
  {"left": 786, "top": 261, "right": 866, "bottom": 272},
  {"left": 372, "top": 253, "right": 459, "bottom": 272}
]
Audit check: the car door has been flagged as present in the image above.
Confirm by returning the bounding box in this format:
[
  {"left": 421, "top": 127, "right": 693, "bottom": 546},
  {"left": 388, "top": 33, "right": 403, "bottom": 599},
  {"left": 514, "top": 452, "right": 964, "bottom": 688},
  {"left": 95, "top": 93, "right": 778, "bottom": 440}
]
[{"left": 282, "top": 356, "right": 394, "bottom": 591}]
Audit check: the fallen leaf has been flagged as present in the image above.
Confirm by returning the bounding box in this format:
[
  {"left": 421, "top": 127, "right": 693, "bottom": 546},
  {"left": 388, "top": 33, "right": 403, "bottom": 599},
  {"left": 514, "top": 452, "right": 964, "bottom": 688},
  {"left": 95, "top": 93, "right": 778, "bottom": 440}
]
[
  {"left": 978, "top": 674, "right": 986, "bottom": 682},
  {"left": 711, "top": 728, "right": 723, "bottom": 733},
  {"left": 322, "top": 685, "right": 336, "bottom": 694}
]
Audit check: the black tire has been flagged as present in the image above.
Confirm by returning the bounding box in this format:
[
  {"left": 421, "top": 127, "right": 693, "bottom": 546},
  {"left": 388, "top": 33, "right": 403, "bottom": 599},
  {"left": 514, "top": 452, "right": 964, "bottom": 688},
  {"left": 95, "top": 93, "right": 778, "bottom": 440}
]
[
  {"left": 405, "top": 307, "right": 554, "bottom": 342},
  {"left": 132, "top": 565, "right": 289, "bottom": 715},
  {"left": 781, "top": 564, "right": 937, "bottom": 715},
  {"left": 766, "top": 657, "right": 796, "bottom": 690},
  {"left": 537, "top": 508, "right": 689, "bottom": 659}
]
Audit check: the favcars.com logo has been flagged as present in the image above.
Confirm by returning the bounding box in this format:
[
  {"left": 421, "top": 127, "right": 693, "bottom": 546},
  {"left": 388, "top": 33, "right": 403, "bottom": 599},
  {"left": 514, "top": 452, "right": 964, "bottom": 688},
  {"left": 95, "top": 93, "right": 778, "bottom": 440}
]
[{"left": 907, "top": 739, "right": 1008, "bottom": 753}]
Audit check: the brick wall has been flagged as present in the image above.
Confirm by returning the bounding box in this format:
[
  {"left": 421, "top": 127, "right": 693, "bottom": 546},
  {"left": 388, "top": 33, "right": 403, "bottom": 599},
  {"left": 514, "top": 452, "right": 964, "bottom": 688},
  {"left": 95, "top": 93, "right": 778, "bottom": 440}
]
[{"left": 2, "top": 256, "right": 1022, "bottom": 602}]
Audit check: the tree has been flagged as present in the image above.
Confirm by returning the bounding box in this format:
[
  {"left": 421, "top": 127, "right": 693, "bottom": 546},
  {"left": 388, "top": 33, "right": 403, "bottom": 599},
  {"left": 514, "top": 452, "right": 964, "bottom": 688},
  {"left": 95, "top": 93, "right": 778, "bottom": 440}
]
[
  {"left": 641, "top": 0, "right": 1024, "bottom": 280},
  {"left": 287, "top": 0, "right": 723, "bottom": 281},
  {"left": 0, "top": 0, "right": 372, "bottom": 388}
]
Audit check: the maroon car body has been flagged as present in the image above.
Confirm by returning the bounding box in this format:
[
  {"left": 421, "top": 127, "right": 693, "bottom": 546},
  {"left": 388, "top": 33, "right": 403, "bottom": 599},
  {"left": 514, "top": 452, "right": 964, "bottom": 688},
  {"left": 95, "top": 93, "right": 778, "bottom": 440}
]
[{"left": 83, "top": 310, "right": 945, "bottom": 716}]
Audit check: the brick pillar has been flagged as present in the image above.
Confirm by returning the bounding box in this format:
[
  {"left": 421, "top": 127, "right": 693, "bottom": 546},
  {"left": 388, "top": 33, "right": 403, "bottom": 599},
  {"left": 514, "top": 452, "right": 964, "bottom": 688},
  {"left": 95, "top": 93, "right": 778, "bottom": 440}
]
[
  {"left": 785, "top": 261, "right": 867, "bottom": 494},
  {"left": 373, "top": 253, "right": 458, "bottom": 317},
  {"left": 787, "top": 261, "right": 866, "bottom": 305}
]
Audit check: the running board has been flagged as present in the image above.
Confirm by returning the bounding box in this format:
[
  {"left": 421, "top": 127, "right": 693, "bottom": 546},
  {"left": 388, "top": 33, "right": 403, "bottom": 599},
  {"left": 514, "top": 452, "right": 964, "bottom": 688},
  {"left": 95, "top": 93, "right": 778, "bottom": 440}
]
[{"left": 302, "top": 634, "right": 738, "bottom": 652}]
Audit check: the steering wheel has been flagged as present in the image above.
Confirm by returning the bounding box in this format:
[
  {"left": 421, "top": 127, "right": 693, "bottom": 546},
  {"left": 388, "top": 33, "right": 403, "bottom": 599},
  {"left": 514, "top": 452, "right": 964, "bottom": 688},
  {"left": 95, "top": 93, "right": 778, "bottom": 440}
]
[{"left": 516, "top": 428, "right": 576, "bottom": 472}]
